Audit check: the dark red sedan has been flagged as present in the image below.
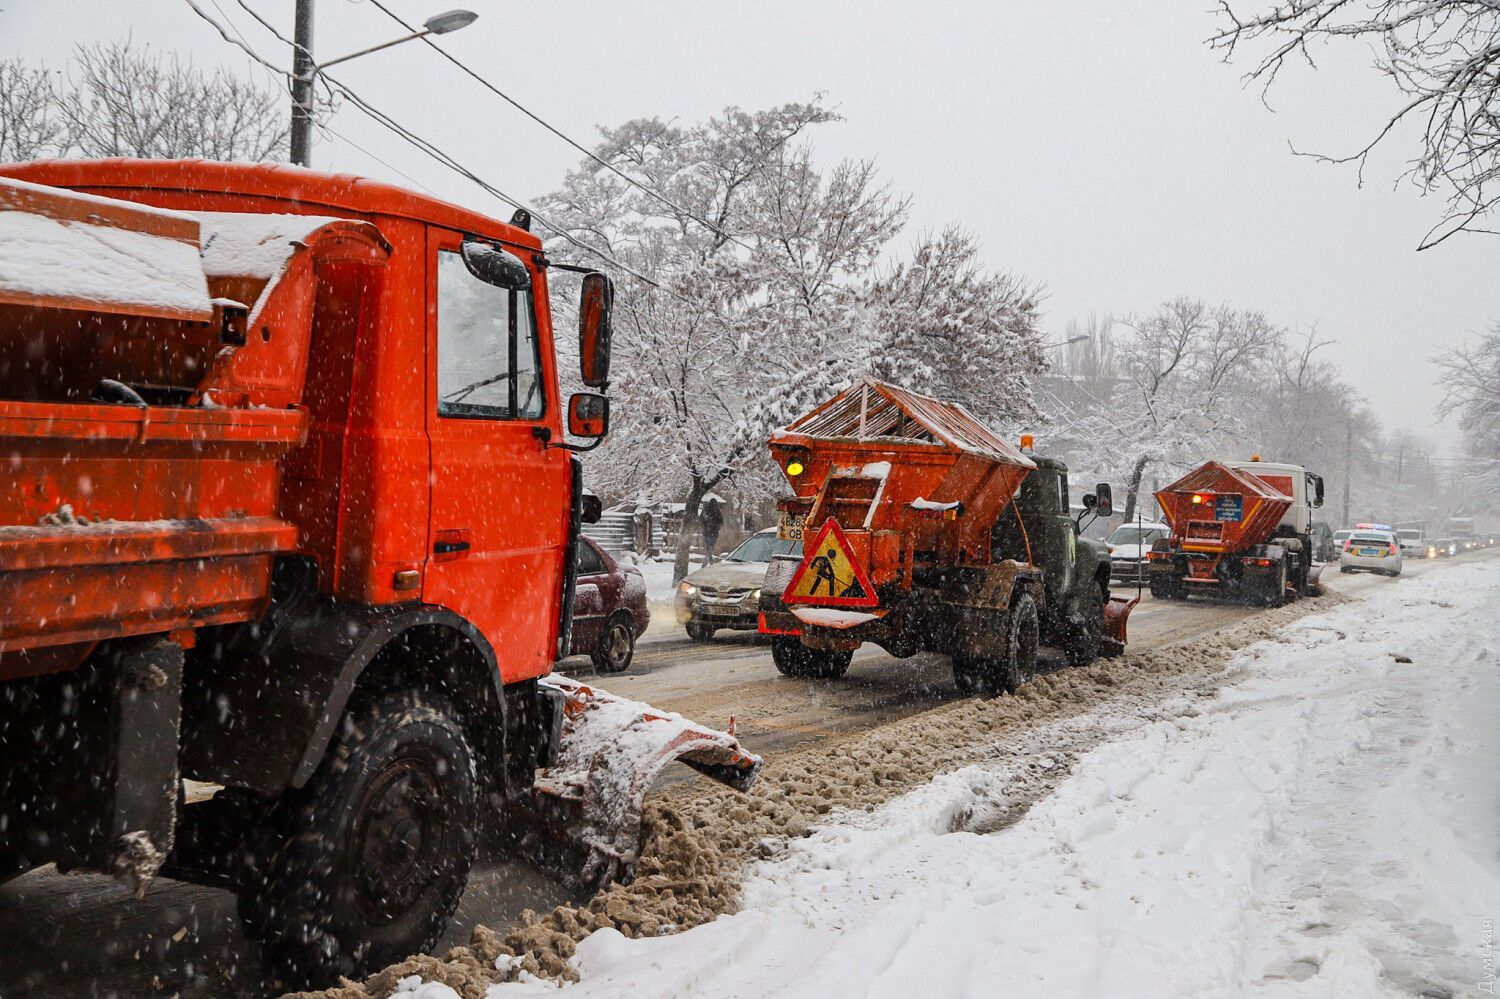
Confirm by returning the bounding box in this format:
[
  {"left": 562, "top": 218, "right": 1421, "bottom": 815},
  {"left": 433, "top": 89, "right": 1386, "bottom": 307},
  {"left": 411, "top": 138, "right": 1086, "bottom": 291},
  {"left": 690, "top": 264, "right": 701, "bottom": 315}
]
[{"left": 570, "top": 537, "right": 650, "bottom": 672}]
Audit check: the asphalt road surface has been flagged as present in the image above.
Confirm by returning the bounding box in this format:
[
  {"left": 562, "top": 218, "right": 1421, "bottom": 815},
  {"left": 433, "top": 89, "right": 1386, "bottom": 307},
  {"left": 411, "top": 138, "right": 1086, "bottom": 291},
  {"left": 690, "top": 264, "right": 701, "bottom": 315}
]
[{"left": 0, "top": 553, "right": 1467, "bottom": 998}]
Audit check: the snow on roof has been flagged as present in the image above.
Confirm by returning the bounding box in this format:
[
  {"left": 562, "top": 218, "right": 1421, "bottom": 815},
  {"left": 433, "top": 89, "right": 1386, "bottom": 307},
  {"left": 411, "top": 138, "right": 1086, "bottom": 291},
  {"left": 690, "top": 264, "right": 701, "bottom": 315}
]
[
  {"left": 0, "top": 176, "right": 213, "bottom": 320},
  {"left": 194, "top": 211, "right": 353, "bottom": 281},
  {"left": 781, "top": 378, "right": 1035, "bottom": 468}
]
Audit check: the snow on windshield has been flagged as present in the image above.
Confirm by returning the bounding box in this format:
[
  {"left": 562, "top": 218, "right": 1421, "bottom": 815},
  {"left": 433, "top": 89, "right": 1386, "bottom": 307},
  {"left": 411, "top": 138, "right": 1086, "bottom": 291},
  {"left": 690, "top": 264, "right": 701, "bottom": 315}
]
[{"left": 727, "top": 533, "right": 801, "bottom": 563}]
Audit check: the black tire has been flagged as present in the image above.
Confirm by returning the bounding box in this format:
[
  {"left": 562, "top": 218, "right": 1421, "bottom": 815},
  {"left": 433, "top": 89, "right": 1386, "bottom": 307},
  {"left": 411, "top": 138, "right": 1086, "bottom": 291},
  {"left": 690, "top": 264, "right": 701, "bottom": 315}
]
[
  {"left": 685, "top": 621, "right": 716, "bottom": 642},
  {"left": 998, "top": 593, "right": 1041, "bottom": 693},
  {"left": 771, "top": 636, "right": 852, "bottom": 679},
  {"left": 952, "top": 593, "right": 1041, "bottom": 696},
  {"left": 592, "top": 612, "right": 636, "bottom": 673},
  {"left": 1148, "top": 576, "right": 1172, "bottom": 599},
  {"left": 237, "top": 690, "right": 478, "bottom": 990},
  {"left": 1064, "top": 580, "right": 1105, "bottom": 667},
  {"left": 1262, "top": 561, "right": 1288, "bottom": 606},
  {"left": 1339, "top": 565, "right": 1353, "bottom": 574}
]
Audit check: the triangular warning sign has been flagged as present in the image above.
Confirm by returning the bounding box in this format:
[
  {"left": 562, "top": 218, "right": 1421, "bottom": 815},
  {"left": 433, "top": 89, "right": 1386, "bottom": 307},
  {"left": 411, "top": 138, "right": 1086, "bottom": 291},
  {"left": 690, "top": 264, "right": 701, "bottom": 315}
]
[{"left": 783, "top": 518, "right": 879, "bottom": 608}]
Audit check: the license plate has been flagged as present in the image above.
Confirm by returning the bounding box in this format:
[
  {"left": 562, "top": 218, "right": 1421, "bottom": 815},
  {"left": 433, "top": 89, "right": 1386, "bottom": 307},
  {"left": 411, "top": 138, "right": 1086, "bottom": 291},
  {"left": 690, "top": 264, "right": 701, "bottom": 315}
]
[
  {"left": 1357, "top": 548, "right": 1380, "bottom": 557},
  {"left": 779, "top": 512, "right": 805, "bottom": 541},
  {"left": 702, "top": 604, "right": 743, "bottom": 617}
]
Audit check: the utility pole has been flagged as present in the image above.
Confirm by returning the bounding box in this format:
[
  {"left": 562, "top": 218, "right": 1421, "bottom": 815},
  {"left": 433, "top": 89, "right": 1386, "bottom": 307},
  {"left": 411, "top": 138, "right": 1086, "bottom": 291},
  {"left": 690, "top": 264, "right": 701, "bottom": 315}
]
[
  {"left": 1350, "top": 414, "right": 1362, "bottom": 525},
  {"left": 290, "top": 0, "right": 315, "bottom": 167}
]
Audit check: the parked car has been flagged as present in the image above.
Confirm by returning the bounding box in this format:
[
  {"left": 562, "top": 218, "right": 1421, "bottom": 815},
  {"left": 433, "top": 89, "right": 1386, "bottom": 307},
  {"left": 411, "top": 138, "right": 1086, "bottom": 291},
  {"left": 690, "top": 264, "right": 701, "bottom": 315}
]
[
  {"left": 677, "top": 528, "right": 802, "bottom": 640},
  {"left": 1106, "top": 521, "right": 1170, "bottom": 584},
  {"left": 1333, "top": 529, "right": 1352, "bottom": 552},
  {"left": 571, "top": 536, "right": 650, "bottom": 672},
  {"left": 1339, "top": 528, "right": 1402, "bottom": 576}
]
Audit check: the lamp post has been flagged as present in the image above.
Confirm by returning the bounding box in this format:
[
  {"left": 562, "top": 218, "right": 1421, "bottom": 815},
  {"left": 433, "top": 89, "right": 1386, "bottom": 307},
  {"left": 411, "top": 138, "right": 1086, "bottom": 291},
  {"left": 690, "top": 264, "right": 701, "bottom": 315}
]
[{"left": 289, "top": 4, "right": 478, "bottom": 167}]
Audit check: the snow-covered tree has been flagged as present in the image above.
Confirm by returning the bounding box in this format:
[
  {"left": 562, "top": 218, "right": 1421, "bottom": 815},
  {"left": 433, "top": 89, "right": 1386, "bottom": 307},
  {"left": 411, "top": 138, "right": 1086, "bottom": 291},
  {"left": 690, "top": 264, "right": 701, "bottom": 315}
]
[
  {"left": 540, "top": 102, "right": 1045, "bottom": 580},
  {"left": 0, "top": 40, "right": 286, "bottom": 163},
  {"left": 0, "top": 60, "right": 65, "bottom": 161},
  {"left": 1436, "top": 326, "right": 1500, "bottom": 506}
]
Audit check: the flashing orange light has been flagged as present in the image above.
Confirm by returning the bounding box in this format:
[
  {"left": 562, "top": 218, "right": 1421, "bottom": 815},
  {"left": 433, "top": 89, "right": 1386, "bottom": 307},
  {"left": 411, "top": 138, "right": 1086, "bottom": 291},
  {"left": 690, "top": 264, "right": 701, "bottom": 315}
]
[
  {"left": 1250, "top": 454, "right": 1262, "bottom": 462},
  {"left": 1019, "top": 434, "right": 1035, "bottom": 451},
  {"left": 786, "top": 461, "right": 804, "bottom": 477},
  {"left": 1191, "top": 493, "right": 1206, "bottom": 505}
]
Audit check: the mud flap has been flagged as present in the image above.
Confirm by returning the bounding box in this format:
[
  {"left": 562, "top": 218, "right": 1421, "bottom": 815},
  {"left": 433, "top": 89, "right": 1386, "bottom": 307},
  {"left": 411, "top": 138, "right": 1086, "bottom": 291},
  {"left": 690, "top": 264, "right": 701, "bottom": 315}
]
[
  {"left": 526, "top": 676, "right": 762, "bottom": 888},
  {"left": 1101, "top": 594, "right": 1139, "bottom": 658}
]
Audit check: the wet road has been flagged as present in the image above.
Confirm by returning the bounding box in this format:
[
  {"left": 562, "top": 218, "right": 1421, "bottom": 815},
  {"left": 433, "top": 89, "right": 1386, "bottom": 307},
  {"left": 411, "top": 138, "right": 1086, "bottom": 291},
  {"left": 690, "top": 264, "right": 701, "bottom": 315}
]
[{"left": 0, "top": 554, "right": 1465, "bottom": 997}]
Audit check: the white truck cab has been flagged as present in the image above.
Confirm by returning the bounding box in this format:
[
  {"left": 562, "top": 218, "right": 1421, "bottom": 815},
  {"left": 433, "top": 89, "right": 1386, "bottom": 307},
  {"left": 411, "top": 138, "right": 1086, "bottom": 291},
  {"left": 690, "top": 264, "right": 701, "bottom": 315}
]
[{"left": 1224, "top": 459, "right": 1325, "bottom": 534}]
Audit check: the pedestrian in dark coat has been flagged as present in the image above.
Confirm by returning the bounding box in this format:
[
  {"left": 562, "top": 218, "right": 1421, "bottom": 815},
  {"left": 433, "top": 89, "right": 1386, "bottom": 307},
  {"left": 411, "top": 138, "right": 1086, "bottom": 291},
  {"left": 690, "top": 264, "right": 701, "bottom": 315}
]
[{"left": 700, "top": 497, "right": 724, "bottom": 564}]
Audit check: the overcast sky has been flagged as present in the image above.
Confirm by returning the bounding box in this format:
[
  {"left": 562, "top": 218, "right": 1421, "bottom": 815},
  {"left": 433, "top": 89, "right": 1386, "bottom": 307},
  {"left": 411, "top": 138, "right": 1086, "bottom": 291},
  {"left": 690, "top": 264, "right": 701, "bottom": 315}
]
[{"left": 5, "top": 0, "right": 1493, "bottom": 451}]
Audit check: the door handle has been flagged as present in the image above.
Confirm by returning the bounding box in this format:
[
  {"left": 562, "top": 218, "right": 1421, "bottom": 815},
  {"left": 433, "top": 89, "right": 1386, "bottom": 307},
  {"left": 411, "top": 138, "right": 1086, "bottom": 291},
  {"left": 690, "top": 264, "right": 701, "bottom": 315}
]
[{"left": 434, "top": 539, "right": 471, "bottom": 555}]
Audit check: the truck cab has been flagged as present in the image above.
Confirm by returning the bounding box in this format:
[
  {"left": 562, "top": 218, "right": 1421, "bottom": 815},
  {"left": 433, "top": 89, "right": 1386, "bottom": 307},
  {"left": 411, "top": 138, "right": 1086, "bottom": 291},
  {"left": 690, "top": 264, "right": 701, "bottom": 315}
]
[{"left": 0, "top": 160, "right": 632, "bottom": 986}]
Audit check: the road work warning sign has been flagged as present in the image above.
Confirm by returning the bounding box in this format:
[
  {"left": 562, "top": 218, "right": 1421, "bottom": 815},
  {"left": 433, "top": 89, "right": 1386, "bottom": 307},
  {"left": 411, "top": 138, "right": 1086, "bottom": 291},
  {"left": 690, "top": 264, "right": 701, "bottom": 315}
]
[{"left": 783, "top": 517, "right": 878, "bottom": 608}]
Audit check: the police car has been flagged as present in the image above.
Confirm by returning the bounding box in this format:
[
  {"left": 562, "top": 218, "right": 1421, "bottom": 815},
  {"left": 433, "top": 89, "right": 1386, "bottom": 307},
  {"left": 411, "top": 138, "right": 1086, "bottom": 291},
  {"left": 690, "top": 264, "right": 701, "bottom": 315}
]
[{"left": 1339, "top": 522, "right": 1402, "bottom": 576}]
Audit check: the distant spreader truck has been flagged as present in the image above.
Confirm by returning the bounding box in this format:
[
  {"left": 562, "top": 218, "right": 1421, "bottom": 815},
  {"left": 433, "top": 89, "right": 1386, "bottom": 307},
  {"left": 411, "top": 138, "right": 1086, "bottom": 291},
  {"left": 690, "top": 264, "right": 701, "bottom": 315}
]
[
  {"left": 0, "top": 161, "right": 760, "bottom": 988},
  {"left": 1148, "top": 458, "right": 1326, "bottom": 604},
  {"left": 758, "top": 379, "right": 1136, "bottom": 695}
]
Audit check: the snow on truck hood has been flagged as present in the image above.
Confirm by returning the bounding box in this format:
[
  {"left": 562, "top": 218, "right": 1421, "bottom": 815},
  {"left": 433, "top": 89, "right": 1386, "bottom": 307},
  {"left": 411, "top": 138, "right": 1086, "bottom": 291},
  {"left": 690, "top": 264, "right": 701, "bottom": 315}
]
[{"left": 682, "top": 559, "right": 772, "bottom": 590}]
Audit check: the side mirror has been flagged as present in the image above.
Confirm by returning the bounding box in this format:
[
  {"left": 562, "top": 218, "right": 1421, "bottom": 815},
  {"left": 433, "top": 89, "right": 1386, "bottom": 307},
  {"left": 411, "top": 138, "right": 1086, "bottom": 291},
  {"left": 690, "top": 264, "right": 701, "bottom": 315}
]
[
  {"left": 579, "top": 272, "right": 613, "bottom": 388},
  {"left": 461, "top": 240, "right": 531, "bottom": 290},
  {"left": 568, "top": 392, "right": 610, "bottom": 439},
  {"left": 1311, "top": 474, "right": 1325, "bottom": 508},
  {"left": 581, "top": 490, "right": 603, "bottom": 525},
  {"left": 1094, "top": 483, "right": 1114, "bottom": 517}
]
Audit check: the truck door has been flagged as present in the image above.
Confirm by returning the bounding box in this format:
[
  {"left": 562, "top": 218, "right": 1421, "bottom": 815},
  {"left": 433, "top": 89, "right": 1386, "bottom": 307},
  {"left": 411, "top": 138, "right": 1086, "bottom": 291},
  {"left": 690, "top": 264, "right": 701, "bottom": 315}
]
[{"left": 423, "top": 229, "right": 567, "bottom": 683}]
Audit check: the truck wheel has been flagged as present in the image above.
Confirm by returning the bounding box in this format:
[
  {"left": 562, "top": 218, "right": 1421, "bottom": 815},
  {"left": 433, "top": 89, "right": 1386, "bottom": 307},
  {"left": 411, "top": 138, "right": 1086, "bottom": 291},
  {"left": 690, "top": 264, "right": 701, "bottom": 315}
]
[
  {"left": 771, "top": 636, "right": 852, "bottom": 679},
  {"left": 237, "top": 690, "right": 478, "bottom": 989},
  {"left": 998, "top": 593, "right": 1041, "bottom": 694},
  {"left": 1064, "top": 581, "right": 1105, "bottom": 667},
  {"left": 953, "top": 594, "right": 1042, "bottom": 695},
  {"left": 592, "top": 612, "right": 636, "bottom": 673},
  {"left": 1262, "top": 562, "right": 1288, "bottom": 607},
  {"left": 686, "top": 622, "right": 716, "bottom": 642}
]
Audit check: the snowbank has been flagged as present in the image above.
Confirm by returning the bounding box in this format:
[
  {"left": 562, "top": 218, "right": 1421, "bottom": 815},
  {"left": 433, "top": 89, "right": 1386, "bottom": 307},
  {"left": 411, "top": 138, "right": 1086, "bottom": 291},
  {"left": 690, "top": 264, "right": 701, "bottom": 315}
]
[{"left": 504, "top": 559, "right": 1500, "bottom": 998}]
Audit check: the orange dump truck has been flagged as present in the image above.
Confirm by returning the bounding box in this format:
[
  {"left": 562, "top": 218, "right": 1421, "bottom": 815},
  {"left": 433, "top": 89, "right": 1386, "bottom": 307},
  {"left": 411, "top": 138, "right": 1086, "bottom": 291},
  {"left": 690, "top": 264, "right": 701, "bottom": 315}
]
[
  {"left": 1148, "top": 458, "right": 1327, "bottom": 604},
  {"left": 0, "top": 162, "right": 758, "bottom": 988},
  {"left": 758, "top": 379, "right": 1135, "bottom": 695}
]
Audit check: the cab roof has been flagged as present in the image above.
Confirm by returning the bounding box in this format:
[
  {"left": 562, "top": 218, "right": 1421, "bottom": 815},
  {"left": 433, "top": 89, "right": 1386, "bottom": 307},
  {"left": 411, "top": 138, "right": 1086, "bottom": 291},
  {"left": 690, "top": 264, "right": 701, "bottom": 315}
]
[{"left": 0, "top": 158, "right": 541, "bottom": 251}]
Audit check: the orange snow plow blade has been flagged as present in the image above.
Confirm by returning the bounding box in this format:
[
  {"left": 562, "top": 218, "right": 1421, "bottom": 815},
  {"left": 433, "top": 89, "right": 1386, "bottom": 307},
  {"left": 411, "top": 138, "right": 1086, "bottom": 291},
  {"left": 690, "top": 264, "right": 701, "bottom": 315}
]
[
  {"left": 1307, "top": 562, "right": 1329, "bottom": 596},
  {"left": 1102, "top": 594, "right": 1139, "bottom": 657},
  {"left": 527, "top": 676, "right": 762, "bottom": 887}
]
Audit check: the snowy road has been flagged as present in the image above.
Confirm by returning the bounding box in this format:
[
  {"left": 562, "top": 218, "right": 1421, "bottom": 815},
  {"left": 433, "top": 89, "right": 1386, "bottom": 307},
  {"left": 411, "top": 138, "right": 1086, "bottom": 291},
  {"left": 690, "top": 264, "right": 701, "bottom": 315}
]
[
  {"left": 0, "top": 553, "right": 1481, "bottom": 998},
  {"left": 504, "top": 554, "right": 1500, "bottom": 998}
]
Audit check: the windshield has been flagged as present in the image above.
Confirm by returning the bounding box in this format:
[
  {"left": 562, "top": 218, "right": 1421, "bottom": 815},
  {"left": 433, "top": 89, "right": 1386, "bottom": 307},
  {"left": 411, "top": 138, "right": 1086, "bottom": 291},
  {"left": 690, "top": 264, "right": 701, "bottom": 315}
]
[
  {"left": 727, "top": 533, "right": 801, "bottom": 563},
  {"left": 1107, "top": 526, "right": 1166, "bottom": 546},
  {"left": 1397, "top": 530, "right": 1421, "bottom": 541}
]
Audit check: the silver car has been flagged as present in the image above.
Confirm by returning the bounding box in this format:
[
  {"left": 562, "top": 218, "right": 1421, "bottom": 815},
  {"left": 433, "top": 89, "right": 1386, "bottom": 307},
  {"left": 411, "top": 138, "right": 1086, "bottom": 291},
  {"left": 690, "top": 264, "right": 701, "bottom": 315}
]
[{"left": 676, "top": 528, "right": 802, "bottom": 640}]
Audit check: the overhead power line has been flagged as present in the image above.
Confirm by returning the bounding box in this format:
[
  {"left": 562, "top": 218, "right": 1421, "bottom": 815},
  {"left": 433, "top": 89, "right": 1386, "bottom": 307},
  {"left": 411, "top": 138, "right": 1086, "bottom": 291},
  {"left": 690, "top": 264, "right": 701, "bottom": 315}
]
[
  {"left": 359, "top": 0, "right": 756, "bottom": 254},
  {"left": 184, "top": 0, "right": 682, "bottom": 294}
]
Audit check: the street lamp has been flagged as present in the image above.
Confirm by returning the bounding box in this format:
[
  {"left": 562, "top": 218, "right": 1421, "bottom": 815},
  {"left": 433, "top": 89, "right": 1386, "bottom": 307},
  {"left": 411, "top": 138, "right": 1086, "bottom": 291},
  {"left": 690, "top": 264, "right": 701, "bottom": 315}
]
[
  {"left": 1040, "top": 334, "right": 1089, "bottom": 350},
  {"left": 290, "top": 5, "right": 479, "bottom": 167}
]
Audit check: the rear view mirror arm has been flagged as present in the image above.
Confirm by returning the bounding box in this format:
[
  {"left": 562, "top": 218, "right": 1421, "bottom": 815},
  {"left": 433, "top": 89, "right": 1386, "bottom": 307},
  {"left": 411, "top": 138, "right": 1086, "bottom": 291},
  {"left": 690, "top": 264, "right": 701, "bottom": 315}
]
[{"left": 532, "top": 426, "right": 604, "bottom": 454}]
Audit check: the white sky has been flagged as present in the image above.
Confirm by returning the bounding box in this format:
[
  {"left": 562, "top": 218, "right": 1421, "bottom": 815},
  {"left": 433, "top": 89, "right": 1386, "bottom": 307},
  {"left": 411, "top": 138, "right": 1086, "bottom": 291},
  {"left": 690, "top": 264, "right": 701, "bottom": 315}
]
[{"left": 4, "top": 0, "right": 1492, "bottom": 450}]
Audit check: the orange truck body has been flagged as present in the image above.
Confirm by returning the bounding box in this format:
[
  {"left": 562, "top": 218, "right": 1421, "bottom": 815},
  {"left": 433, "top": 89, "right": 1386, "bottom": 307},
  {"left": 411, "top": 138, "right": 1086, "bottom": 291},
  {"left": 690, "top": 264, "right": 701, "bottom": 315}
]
[{"left": 0, "top": 159, "right": 572, "bottom": 684}]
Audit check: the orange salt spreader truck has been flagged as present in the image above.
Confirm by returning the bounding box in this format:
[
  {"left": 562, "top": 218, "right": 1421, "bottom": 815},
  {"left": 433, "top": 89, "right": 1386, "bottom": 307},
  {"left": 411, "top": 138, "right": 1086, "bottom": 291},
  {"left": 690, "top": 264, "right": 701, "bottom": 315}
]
[
  {"left": 1147, "top": 458, "right": 1327, "bottom": 604},
  {"left": 757, "top": 379, "right": 1137, "bottom": 695},
  {"left": 0, "top": 161, "right": 760, "bottom": 988}
]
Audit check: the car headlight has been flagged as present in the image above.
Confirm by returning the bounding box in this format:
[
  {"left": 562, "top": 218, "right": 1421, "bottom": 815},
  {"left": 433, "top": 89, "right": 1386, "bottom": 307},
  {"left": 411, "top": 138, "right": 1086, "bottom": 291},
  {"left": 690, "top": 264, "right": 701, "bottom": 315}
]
[
  {"left": 678, "top": 582, "right": 697, "bottom": 598},
  {"left": 749, "top": 588, "right": 761, "bottom": 603}
]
